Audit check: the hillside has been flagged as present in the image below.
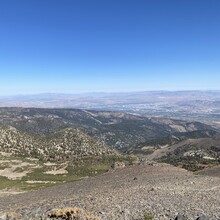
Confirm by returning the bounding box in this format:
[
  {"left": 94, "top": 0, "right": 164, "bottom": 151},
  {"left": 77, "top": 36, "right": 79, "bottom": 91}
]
[
  {"left": 0, "top": 107, "right": 219, "bottom": 173},
  {"left": 144, "top": 136, "right": 220, "bottom": 171},
  {"left": 0, "top": 107, "right": 217, "bottom": 153},
  {"left": 196, "top": 164, "right": 220, "bottom": 177},
  {"left": 0, "top": 125, "right": 115, "bottom": 160}
]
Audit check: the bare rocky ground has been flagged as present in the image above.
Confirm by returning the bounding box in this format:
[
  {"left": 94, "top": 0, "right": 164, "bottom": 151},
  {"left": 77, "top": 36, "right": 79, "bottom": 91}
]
[{"left": 0, "top": 162, "right": 219, "bottom": 220}]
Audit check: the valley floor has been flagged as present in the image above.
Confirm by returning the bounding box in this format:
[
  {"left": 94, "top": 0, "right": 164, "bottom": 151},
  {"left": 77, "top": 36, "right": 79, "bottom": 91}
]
[{"left": 0, "top": 162, "right": 219, "bottom": 220}]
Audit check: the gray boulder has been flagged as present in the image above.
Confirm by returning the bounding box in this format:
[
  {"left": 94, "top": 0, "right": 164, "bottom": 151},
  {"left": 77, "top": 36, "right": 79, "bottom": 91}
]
[{"left": 174, "top": 214, "right": 188, "bottom": 220}]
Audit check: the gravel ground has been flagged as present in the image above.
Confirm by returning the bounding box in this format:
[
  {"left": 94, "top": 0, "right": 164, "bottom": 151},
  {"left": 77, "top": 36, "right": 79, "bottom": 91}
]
[{"left": 0, "top": 162, "right": 219, "bottom": 220}]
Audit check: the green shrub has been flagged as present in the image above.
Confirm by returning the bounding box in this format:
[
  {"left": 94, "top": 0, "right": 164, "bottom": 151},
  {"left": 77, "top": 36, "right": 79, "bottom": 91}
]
[{"left": 143, "top": 211, "right": 154, "bottom": 220}]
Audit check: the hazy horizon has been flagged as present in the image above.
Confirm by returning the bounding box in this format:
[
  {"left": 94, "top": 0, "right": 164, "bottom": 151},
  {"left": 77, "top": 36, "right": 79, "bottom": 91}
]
[{"left": 1, "top": 89, "right": 220, "bottom": 97}]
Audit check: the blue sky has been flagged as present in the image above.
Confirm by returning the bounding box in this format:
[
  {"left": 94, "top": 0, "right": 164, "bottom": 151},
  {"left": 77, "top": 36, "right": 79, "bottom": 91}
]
[{"left": 0, "top": 0, "right": 220, "bottom": 95}]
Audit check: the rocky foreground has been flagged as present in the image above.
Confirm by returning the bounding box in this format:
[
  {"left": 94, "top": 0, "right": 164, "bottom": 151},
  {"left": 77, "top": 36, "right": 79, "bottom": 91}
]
[{"left": 0, "top": 162, "right": 219, "bottom": 220}]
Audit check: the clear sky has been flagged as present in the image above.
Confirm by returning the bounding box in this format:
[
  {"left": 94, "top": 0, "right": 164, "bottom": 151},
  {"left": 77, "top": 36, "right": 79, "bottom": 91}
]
[{"left": 0, "top": 0, "right": 220, "bottom": 95}]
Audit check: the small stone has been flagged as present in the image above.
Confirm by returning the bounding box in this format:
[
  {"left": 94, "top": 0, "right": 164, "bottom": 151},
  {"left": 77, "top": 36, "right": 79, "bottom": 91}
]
[{"left": 98, "top": 211, "right": 105, "bottom": 215}]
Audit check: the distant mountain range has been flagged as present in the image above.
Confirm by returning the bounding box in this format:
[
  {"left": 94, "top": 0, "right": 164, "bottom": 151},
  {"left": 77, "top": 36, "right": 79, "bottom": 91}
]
[
  {"left": 1, "top": 90, "right": 220, "bottom": 108},
  {"left": 1, "top": 91, "right": 220, "bottom": 126}
]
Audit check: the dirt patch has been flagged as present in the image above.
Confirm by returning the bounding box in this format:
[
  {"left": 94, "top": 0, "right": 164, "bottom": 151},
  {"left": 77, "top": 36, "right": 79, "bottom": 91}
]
[
  {"left": 44, "top": 162, "right": 57, "bottom": 166},
  {"left": 25, "top": 181, "right": 56, "bottom": 184},
  {"left": 26, "top": 157, "right": 39, "bottom": 162},
  {"left": 0, "top": 167, "right": 29, "bottom": 180},
  {"left": 44, "top": 166, "right": 68, "bottom": 175},
  {"left": 0, "top": 152, "right": 12, "bottom": 157},
  {"left": 0, "top": 160, "right": 35, "bottom": 180}
]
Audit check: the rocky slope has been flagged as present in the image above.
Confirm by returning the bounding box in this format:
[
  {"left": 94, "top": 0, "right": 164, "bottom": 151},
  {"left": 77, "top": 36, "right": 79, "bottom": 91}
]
[
  {"left": 0, "top": 162, "right": 219, "bottom": 220},
  {"left": 196, "top": 164, "right": 220, "bottom": 177}
]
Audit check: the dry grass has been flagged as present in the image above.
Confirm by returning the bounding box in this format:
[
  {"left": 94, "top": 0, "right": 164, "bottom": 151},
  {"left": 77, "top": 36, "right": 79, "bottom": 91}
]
[{"left": 48, "top": 207, "right": 100, "bottom": 220}]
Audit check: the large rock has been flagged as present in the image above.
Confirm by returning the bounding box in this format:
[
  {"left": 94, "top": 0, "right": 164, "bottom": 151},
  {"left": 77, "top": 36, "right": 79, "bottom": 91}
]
[{"left": 174, "top": 214, "right": 188, "bottom": 220}]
